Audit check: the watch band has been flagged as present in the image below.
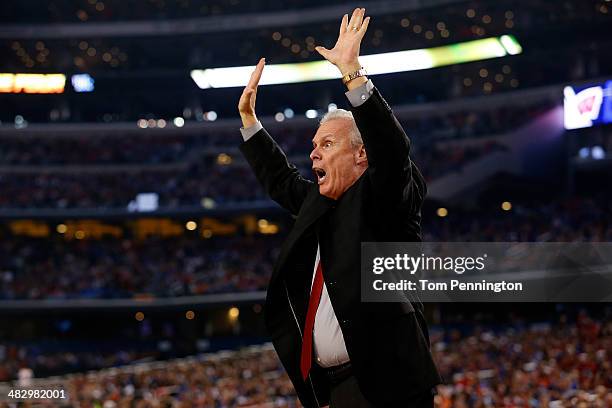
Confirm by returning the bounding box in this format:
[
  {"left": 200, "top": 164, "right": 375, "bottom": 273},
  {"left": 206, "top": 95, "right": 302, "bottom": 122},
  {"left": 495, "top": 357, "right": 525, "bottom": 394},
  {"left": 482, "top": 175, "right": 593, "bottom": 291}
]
[{"left": 341, "top": 67, "right": 367, "bottom": 85}]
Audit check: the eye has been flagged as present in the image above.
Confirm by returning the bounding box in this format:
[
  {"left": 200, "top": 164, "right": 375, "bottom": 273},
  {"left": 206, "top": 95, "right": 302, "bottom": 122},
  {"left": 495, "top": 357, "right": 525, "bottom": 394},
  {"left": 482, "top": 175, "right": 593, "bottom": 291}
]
[{"left": 323, "top": 141, "right": 332, "bottom": 148}]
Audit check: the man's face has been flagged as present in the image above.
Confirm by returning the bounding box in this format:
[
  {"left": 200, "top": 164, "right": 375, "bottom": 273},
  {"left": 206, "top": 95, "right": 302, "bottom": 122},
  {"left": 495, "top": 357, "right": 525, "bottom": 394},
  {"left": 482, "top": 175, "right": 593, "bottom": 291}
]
[{"left": 310, "top": 118, "right": 366, "bottom": 200}]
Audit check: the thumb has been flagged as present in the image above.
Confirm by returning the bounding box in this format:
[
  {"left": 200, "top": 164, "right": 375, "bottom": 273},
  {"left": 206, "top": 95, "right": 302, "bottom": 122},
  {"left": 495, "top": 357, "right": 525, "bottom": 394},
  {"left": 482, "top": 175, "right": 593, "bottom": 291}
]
[
  {"left": 315, "top": 46, "right": 332, "bottom": 60},
  {"left": 239, "top": 88, "right": 253, "bottom": 102},
  {"left": 239, "top": 88, "right": 256, "bottom": 110}
]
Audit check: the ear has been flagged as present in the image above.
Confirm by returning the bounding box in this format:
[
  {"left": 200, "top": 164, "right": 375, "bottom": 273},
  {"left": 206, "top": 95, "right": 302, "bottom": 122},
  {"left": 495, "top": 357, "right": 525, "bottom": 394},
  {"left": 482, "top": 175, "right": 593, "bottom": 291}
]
[{"left": 355, "top": 144, "right": 368, "bottom": 165}]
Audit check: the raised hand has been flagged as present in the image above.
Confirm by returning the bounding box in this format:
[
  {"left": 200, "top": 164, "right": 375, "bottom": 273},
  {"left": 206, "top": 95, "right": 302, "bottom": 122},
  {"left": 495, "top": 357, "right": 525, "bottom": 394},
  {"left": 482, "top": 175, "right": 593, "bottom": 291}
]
[
  {"left": 315, "top": 8, "right": 370, "bottom": 76},
  {"left": 238, "top": 57, "right": 265, "bottom": 128}
]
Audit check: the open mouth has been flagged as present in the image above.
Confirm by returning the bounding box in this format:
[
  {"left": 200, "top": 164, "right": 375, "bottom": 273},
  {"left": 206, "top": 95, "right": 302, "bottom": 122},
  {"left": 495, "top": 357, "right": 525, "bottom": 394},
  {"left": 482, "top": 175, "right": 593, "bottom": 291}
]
[{"left": 313, "top": 167, "right": 327, "bottom": 185}]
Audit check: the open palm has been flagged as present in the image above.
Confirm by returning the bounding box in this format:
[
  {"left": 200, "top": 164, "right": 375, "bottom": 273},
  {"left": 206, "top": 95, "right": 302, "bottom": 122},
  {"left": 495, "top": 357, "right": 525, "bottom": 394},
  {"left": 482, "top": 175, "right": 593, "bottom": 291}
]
[
  {"left": 315, "top": 8, "right": 370, "bottom": 74},
  {"left": 238, "top": 57, "right": 265, "bottom": 128}
]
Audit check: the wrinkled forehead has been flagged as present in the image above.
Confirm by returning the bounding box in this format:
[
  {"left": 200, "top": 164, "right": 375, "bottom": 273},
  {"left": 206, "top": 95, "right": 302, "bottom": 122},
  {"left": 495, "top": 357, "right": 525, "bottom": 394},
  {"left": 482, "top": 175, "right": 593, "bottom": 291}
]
[{"left": 312, "top": 118, "right": 352, "bottom": 143}]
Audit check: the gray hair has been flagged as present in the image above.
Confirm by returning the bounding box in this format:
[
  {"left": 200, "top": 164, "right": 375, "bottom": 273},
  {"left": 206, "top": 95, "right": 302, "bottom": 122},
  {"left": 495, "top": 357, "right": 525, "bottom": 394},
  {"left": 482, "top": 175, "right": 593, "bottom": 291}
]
[{"left": 320, "top": 108, "right": 363, "bottom": 147}]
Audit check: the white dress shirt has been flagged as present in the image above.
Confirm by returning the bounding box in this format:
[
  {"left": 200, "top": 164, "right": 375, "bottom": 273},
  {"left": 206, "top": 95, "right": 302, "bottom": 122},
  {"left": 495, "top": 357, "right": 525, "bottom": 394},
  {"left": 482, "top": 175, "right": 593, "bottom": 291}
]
[{"left": 310, "top": 245, "right": 350, "bottom": 367}]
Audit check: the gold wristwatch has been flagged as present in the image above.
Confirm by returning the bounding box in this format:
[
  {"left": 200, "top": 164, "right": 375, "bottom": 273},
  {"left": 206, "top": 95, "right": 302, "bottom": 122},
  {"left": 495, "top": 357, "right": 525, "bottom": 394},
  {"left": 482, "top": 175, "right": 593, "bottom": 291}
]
[{"left": 341, "top": 67, "right": 367, "bottom": 85}]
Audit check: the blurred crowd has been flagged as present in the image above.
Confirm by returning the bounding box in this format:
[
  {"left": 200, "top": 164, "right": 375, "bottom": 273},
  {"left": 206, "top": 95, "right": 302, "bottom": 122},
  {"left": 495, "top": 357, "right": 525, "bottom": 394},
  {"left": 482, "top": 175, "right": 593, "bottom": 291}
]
[
  {"left": 406, "top": 104, "right": 550, "bottom": 143},
  {"left": 0, "top": 103, "right": 545, "bottom": 166},
  {"left": 0, "top": 197, "right": 609, "bottom": 301},
  {"left": 1, "top": 312, "right": 609, "bottom": 407},
  {"left": 0, "top": 163, "right": 269, "bottom": 209},
  {"left": 0, "top": 143, "right": 506, "bottom": 208},
  {"left": 1, "top": 345, "right": 298, "bottom": 407},
  {"left": 424, "top": 197, "right": 612, "bottom": 242},
  {"left": 416, "top": 140, "right": 508, "bottom": 181},
  {"left": 0, "top": 134, "right": 194, "bottom": 165},
  {"left": 432, "top": 311, "right": 611, "bottom": 407},
  {"left": 0, "top": 235, "right": 278, "bottom": 300},
  {"left": 0, "top": 347, "right": 155, "bottom": 382},
  {"left": 0, "top": 102, "right": 552, "bottom": 210},
  {"left": 67, "top": 346, "right": 297, "bottom": 408}
]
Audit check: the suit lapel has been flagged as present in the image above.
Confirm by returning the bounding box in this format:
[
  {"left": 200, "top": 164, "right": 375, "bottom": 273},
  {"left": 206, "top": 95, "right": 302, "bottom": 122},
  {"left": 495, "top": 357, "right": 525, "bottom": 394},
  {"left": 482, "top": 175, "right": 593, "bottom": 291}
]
[{"left": 269, "top": 191, "right": 335, "bottom": 288}]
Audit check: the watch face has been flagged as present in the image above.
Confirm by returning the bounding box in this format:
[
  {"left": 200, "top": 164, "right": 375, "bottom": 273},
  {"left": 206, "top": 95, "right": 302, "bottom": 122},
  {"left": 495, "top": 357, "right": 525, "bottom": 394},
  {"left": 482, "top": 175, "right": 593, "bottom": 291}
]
[{"left": 343, "top": 68, "right": 365, "bottom": 84}]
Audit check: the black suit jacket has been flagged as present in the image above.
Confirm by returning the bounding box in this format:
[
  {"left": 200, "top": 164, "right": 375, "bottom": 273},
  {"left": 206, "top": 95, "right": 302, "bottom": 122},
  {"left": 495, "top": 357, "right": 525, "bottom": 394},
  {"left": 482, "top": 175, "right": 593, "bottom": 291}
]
[{"left": 240, "top": 87, "right": 442, "bottom": 407}]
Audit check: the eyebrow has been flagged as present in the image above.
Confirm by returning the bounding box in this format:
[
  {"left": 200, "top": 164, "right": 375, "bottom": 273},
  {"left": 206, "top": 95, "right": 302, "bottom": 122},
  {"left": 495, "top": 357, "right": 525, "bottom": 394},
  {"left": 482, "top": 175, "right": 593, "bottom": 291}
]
[{"left": 312, "top": 135, "right": 336, "bottom": 144}]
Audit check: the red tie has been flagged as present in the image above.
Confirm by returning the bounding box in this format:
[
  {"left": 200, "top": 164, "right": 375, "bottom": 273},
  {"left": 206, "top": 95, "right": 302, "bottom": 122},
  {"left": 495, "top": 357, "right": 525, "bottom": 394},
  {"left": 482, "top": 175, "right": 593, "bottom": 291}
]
[{"left": 300, "top": 260, "right": 324, "bottom": 380}]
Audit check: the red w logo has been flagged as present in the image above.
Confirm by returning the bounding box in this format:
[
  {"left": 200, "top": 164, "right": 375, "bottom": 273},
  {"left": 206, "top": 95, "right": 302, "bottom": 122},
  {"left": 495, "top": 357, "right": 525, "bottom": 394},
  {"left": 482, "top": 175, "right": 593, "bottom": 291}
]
[{"left": 578, "top": 96, "right": 595, "bottom": 115}]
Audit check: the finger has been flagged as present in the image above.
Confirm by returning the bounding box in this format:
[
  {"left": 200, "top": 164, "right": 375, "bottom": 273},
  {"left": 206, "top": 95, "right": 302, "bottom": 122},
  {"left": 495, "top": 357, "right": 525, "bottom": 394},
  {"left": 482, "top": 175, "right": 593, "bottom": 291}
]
[
  {"left": 338, "top": 13, "right": 348, "bottom": 36},
  {"left": 249, "top": 57, "right": 265, "bottom": 88},
  {"left": 315, "top": 46, "right": 331, "bottom": 60},
  {"left": 347, "top": 8, "right": 360, "bottom": 30},
  {"left": 359, "top": 16, "right": 371, "bottom": 36},
  {"left": 246, "top": 58, "right": 265, "bottom": 89},
  {"left": 353, "top": 8, "right": 364, "bottom": 30}
]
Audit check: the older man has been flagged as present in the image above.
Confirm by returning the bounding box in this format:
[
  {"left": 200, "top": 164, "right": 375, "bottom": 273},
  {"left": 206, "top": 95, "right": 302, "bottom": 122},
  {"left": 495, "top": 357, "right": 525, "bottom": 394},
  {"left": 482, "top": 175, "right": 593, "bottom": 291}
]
[{"left": 238, "top": 8, "right": 441, "bottom": 408}]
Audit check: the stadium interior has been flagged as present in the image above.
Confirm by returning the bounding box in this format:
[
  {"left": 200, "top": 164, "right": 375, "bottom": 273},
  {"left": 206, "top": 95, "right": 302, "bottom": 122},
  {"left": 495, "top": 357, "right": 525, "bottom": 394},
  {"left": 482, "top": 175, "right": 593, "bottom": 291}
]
[{"left": 0, "top": 0, "right": 610, "bottom": 406}]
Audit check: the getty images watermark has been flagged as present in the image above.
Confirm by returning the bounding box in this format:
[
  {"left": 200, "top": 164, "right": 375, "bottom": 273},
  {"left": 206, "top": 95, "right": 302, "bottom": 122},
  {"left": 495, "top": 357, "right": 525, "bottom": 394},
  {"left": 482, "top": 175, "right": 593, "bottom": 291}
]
[
  {"left": 371, "top": 252, "right": 524, "bottom": 293},
  {"left": 360, "top": 242, "right": 612, "bottom": 302}
]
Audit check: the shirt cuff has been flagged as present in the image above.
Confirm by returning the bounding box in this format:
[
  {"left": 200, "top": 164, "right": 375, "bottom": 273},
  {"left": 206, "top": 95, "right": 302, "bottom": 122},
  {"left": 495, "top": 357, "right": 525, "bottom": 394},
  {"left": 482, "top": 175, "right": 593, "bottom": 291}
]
[
  {"left": 345, "top": 79, "right": 375, "bottom": 107},
  {"left": 240, "top": 121, "right": 263, "bottom": 141}
]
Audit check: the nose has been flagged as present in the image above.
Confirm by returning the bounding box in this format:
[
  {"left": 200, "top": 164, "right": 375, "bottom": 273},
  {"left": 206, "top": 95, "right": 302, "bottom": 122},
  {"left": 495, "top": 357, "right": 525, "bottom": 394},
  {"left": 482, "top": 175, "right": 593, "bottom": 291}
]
[{"left": 310, "top": 147, "right": 320, "bottom": 162}]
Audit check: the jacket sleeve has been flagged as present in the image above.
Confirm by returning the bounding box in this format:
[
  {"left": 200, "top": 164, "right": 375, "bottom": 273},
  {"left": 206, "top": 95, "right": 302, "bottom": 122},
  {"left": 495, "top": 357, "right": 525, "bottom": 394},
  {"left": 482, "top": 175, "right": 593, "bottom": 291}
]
[
  {"left": 239, "top": 127, "right": 313, "bottom": 216},
  {"left": 349, "top": 87, "right": 426, "bottom": 204}
]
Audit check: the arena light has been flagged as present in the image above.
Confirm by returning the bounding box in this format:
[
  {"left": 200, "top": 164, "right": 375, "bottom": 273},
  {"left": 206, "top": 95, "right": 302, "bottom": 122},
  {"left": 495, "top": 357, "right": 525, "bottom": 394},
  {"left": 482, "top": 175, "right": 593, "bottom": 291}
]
[
  {"left": 591, "top": 146, "right": 605, "bottom": 159},
  {"left": 191, "top": 36, "right": 522, "bottom": 89},
  {"left": 0, "top": 73, "right": 66, "bottom": 93},
  {"left": 71, "top": 73, "right": 94, "bottom": 92},
  {"left": 173, "top": 117, "right": 185, "bottom": 127},
  {"left": 499, "top": 35, "right": 522, "bottom": 55},
  {"left": 305, "top": 109, "right": 318, "bottom": 119}
]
